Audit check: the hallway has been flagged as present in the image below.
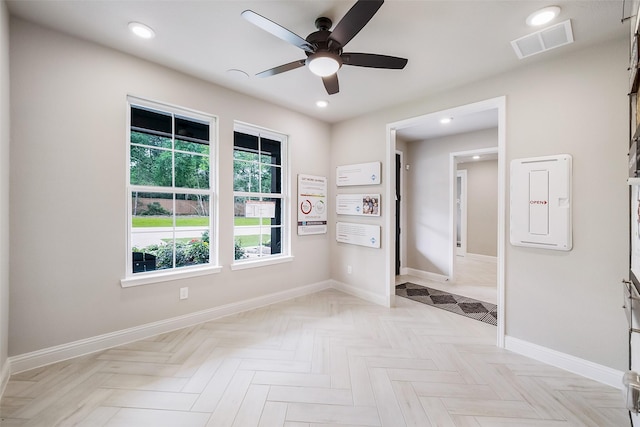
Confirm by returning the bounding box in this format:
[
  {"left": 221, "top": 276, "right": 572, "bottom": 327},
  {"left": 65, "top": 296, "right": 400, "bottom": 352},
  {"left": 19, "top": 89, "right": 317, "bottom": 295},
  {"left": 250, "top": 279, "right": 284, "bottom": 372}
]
[{"left": 396, "top": 255, "right": 497, "bottom": 305}]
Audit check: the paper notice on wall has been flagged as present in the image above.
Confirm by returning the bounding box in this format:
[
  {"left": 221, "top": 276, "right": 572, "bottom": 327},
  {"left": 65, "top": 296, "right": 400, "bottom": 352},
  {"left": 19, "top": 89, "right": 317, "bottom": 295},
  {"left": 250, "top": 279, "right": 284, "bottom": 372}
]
[
  {"left": 245, "top": 201, "right": 276, "bottom": 218},
  {"left": 336, "top": 162, "right": 381, "bottom": 186},
  {"left": 336, "top": 194, "right": 380, "bottom": 216},
  {"left": 336, "top": 222, "right": 380, "bottom": 248},
  {"left": 298, "top": 174, "right": 327, "bottom": 235}
]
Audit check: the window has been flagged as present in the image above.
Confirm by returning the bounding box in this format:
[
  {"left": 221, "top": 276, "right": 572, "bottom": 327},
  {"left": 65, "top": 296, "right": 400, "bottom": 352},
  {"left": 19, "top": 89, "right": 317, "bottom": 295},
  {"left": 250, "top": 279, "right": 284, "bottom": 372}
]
[
  {"left": 126, "top": 97, "right": 216, "bottom": 281},
  {"left": 233, "top": 123, "right": 289, "bottom": 264}
]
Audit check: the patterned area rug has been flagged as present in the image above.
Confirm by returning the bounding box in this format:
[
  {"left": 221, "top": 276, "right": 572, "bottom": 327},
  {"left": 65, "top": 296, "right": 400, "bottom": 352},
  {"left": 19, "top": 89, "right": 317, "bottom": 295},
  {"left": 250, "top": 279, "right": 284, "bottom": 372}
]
[{"left": 396, "top": 282, "right": 497, "bottom": 326}]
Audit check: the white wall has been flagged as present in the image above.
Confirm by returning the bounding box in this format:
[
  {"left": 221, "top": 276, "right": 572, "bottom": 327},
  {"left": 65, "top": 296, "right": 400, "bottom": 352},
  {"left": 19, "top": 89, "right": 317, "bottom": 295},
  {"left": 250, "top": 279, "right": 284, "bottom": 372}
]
[
  {"left": 0, "top": 0, "right": 10, "bottom": 389},
  {"left": 8, "top": 18, "right": 331, "bottom": 356},
  {"left": 329, "top": 118, "right": 387, "bottom": 298},
  {"left": 405, "top": 128, "right": 497, "bottom": 275},
  {"left": 458, "top": 159, "right": 498, "bottom": 257},
  {"left": 331, "top": 37, "right": 629, "bottom": 371}
]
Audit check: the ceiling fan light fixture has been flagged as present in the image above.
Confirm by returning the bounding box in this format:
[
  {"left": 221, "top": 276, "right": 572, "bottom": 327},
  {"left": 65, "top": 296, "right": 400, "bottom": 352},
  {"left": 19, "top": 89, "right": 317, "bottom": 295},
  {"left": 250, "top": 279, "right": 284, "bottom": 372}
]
[
  {"left": 306, "top": 52, "right": 342, "bottom": 77},
  {"left": 526, "top": 6, "right": 560, "bottom": 27}
]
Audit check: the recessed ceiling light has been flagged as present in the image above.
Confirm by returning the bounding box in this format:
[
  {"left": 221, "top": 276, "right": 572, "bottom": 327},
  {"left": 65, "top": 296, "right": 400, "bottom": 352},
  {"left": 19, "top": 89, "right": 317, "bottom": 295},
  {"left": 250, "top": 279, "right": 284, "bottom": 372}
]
[
  {"left": 526, "top": 6, "right": 560, "bottom": 27},
  {"left": 440, "top": 117, "right": 452, "bottom": 124},
  {"left": 473, "top": 155, "right": 481, "bottom": 160},
  {"left": 316, "top": 100, "right": 329, "bottom": 108},
  {"left": 128, "top": 22, "right": 155, "bottom": 39}
]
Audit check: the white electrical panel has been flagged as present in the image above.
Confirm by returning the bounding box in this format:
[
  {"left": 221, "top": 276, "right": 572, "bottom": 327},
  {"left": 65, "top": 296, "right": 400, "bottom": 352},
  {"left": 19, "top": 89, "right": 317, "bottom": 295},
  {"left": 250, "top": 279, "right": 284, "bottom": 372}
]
[{"left": 510, "top": 154, "right": 572, "bottom": 251}]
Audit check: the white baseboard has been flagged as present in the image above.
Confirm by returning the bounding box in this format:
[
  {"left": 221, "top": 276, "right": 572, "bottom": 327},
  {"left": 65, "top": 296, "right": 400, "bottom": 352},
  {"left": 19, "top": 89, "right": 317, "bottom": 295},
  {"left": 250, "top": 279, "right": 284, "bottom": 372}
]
[
  {"left": 9, "top": 280, "right": 332, "bottom": 375},
  {"left": 399, "top": 267, "right": 409, "bottom": 276},
  {"left": 505, "top": 336, "right": 624, "bottom": 390},
  {"left": 0, "top": 358, "right": 10, "bottom": 398},
  {"left": 404, "top": 268, "right": 449, "bottom": 283},
  {"left": 5, "top": 284, "right": 624, "bottom": 395},
  {"left": 330, "top": 280, "right": 389, "bottom": 307},
  {"left": 465, "top": 253, "right": 498, "bottom": 262}
]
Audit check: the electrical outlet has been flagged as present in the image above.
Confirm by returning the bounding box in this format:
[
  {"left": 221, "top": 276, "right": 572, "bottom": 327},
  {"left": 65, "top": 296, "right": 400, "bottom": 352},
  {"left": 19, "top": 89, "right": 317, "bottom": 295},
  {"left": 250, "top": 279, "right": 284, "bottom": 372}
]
[
  {"left": 179, "top": 287, "right": 188, "bottom": 300},
  {"left": 347, "top": 265, "right": 352, "bottom": 274}
]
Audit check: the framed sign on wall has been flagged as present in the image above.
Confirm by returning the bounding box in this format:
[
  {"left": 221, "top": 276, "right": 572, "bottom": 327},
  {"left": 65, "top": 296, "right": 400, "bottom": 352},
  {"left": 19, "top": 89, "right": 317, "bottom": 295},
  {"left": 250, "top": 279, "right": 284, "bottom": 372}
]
[
  {"left": 336, "top": 162, "right": 381, "bottom": 186},
  {"left": 297, "top": 174, "right": 327, "bottom": 235}
]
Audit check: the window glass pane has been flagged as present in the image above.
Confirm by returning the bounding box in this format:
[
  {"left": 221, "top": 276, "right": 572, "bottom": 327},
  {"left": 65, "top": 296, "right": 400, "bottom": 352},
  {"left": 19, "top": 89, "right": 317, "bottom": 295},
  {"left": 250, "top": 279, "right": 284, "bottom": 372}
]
[
  {"left": 130, "top": 146, "right": 172, "bottom": 187},
  {"left": 233, "top": 196, "right": 279, "bottom": 259},
  {"left": 234, "top": 196, "right": 259, "bottom": 226},
  {"left": 234, "top": 225, "right": 266, "bottom": 259},
  {"left": 233, "top": 159, "right": 259, "bottom": 192},
  {"left": 269, "top": 226, "right": 282, "bottom": 256},
  {"left": 262, "top": 197, "right": 281, "bottom": 226},
  {"left": 131, "top": 131, "right": 172, "bottom": 149},
  {"left": 131, "top": 106, "right": 172, "bottom": 135},
  {"left": 175, "top": 152, "right": 210, "bottom": 189},
  {"left": 175, "top": 194, "right": 210, "bottom": 221},
  {"left": 260, "top": 164, "right": 281, "bottom": 194},
  {"left": 131, "top": 192, "right": 174, "bottom": 273},
  {"left": 175, "top": 116, "right": 209, "bottom": 142},
  {"left": 260, "top": 138, "right": 282, "bottom": 166},
  {"left": 233, "top": 149, "right": 259, "bottom": 162},
  {"left": 234, "top": 131, "right": 259, "bottom": 152},
  {"left": 132, "top": 192, "right": 173, "bottom": 221},
  {"left": 174, "top": 194, "right": 210, "bottom": 267},
  {"left": 234, "top": 196, "right": 256, "bottom": 260},
  {"left": 175, "top": 138, "right": 210, "bottom": 155}
]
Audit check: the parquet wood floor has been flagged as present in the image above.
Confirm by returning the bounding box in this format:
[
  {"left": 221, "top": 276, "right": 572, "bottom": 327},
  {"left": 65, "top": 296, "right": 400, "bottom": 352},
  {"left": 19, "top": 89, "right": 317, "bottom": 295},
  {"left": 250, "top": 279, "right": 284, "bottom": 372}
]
[{"left": 0, "top": 289, "right": 627, "bottom": 426}]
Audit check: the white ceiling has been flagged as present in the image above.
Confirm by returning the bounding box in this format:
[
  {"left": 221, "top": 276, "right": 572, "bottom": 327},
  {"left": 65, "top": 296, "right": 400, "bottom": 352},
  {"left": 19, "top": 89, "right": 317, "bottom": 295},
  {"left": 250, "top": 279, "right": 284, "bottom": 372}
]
[
  {"left": 396, "top": 108, "right": 500, "bottom": 142},
  {"left": 6, "top": 0, "right": 629, "bottom": 138}
]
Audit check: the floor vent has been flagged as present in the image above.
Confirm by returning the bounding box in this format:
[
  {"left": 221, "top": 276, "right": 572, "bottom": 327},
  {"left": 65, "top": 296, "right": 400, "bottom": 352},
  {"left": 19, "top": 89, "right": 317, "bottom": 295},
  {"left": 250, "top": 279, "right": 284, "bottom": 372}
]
[{"left": 511, "top": 20, "right": 574, "bottom": 59}]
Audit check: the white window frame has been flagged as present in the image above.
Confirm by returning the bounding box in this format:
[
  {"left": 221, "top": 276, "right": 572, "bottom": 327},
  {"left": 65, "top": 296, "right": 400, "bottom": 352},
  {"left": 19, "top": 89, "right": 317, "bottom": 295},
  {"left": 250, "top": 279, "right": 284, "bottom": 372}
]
[
  {"left": 121, "top": 96, "right": 220, "bottom": 287},
  {"left": 231, "top": 122, "right": 292, "bottom": 270}
]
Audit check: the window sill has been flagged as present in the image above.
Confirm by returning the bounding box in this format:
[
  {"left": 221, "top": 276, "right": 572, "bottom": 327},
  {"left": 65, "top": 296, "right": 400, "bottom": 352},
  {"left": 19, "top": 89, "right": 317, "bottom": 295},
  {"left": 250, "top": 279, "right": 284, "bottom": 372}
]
[
  {"left": 230, "top": 255, "right": 294, "bottom": 271},
  {"left": 121, "top": 265, "right": 222, "bottom": 288}
]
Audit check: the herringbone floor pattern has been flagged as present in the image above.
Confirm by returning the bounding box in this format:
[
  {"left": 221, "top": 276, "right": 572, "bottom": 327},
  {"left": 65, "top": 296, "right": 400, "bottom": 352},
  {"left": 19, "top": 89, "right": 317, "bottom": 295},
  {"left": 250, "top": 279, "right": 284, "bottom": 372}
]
[{"left": 0, "top": 289, "right": 628, "bottom": 426}]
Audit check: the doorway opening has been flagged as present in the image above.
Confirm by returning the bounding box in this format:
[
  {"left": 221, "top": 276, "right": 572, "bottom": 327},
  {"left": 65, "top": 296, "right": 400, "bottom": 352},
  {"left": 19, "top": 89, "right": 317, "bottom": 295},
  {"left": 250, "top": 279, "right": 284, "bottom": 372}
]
[
  {"left": 385, "top": 96, "right": 506, "bottom": 347},
  {"left": 450, "top": 147, "right": 498, "bottom": 285}
]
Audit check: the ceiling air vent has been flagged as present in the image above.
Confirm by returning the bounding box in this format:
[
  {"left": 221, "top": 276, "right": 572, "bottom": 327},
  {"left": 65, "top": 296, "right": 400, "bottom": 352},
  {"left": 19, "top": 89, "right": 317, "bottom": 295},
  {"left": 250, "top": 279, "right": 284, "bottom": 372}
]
[{"left": 511, "top": 20, "right": 574, "bottom": 59}]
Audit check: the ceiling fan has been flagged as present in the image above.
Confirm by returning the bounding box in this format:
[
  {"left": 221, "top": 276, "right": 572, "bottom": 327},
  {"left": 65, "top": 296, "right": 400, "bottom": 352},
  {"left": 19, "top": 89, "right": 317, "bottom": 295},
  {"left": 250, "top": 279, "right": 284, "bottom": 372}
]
[{"left": 241, "top": 0, "right": 408, "bottom": 95}]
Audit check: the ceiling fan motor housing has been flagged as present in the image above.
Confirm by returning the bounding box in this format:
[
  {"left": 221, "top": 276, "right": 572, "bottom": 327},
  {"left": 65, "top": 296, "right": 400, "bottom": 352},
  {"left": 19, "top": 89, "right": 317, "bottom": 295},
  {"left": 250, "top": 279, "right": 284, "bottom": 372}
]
[
  {"left": 305, "top": 17, "right": 342, "bottom": 56},
  {"left": 315, "top": 17, "right": 332, "bottom": 31}
]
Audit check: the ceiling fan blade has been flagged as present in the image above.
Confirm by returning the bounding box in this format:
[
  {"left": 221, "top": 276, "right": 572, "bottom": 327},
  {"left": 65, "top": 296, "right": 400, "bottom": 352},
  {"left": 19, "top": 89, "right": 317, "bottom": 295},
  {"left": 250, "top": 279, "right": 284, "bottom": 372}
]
[
  {"left": 242, "top": 10, "right": 315, "bottom": 53},
  {"left": 328, "top": 0, "right": 384, "bottom": 48},
  {"left": 342, "top": 52, "right": 408, "bottom": 69},
  {"left": 322, "top": 74, "right": 339, "bottom": 95},
  {"left": 256, "top": 60, "right": 306, "bottom": 78}
]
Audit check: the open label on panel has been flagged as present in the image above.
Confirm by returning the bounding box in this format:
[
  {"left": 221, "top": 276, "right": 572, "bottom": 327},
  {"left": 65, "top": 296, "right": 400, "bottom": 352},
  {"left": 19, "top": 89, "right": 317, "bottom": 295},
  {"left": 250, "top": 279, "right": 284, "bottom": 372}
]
[
  {"left": 528, "top": 169, "right": 549, "bottom": 235},
  {"left": 510, "top": 154, "right": 572, "bottom": 251}
]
